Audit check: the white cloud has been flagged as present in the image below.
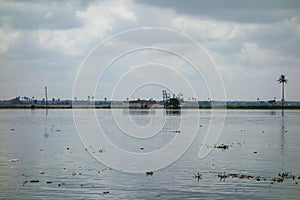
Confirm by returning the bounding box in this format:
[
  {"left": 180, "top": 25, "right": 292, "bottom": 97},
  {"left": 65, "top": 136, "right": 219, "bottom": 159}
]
[
  {"left": 172, "top": 15, "right": 235, "bottom": 41},
  {"left": 0, "top": 28, "right": 19, "bottom": 54},
  {"left": 240, "top": 43, "right": 284, "bottom": 68}
]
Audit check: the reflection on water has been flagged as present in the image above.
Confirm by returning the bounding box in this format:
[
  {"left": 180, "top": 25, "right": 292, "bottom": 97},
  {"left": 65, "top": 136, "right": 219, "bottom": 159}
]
[
  {"left": 270, "top": 110, "right": 276, "bottom": 115},
  {"left": 281, "top": 112, "right": 285, "bottom": 152},
  {"left": 0, "top": 109, "right": 300, "bottom": 199},
  {"left": 122, "top": 109, "right": 156, "bottom": 116},
  {"left": 165, "top": 109, "right": 181, "bottom": 115}
]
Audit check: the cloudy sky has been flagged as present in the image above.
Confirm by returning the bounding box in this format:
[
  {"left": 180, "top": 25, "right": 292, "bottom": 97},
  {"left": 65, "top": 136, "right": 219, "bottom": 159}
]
[{"left": 0, "top": 0, "right": 299, "bottom": 101}]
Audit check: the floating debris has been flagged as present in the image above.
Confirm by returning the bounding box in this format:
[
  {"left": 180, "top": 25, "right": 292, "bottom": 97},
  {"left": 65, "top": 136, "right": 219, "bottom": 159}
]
[
  {"left": 218, "top": 172, "right": 254, "bottom": 181},
  {"left": 22, "top": 180, "right": 28, "bottom": 186},
  {"left": 9, "top": 159, "right": 19, "bottom": 162},
  {"left": 99, "top": 149, "right": 105, "bottom": 153},
  {"left": 146, "top": 171, "right": 154, "bottom": 176},
  {"left": 236, "top": 142, "right": 243, "bottom": 146},
  {"left": 214, "top": 144, "right": 229, "bottom": 150},
  {"left": 57, "top": 182, "right": 65, "bottom": 186},
  {"left": 271, "top": 177, "right": 284, "bottom": 183},
  {"left": 278, "top": 172, "right": 294, "bottom": 179},
  {"left": 51, "top": 125, "right": 61, "bottom": 132},
  {"left": 218, "top": 172, "right": 228, "bottom": 181},
  {"left": 270, "top": 172, "right": 296, "bottom": 183},
  {"left": 238, "top": 174, "right": 253, "bottom": 179}
]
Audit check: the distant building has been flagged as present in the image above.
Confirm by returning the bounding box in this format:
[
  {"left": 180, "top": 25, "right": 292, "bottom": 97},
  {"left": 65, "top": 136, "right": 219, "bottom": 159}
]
[{"left": 123, "top": 99, "right": 156, "bottom": 109}]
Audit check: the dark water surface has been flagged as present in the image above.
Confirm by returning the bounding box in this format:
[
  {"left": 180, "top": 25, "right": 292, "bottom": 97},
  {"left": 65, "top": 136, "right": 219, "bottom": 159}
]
[{"left": 0, "top": 109, "right": 299, "bottom": 199}]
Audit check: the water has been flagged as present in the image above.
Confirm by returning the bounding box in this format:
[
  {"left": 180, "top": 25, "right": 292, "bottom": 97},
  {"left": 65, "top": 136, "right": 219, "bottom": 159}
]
[{"left": 0, "top": 109, "right": 300, "bottom": 199}]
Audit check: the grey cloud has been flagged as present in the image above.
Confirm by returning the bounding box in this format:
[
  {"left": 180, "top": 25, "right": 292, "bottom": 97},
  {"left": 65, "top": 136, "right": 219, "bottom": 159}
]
[
  {"left": 0, "top": 1, "right": 84, "bottom": 30},
  {"left": 207, "top": 24, "right": 299, "bottom": 57},
  {"left": 1, "top": 0, "right": 299, "bottom": 100},
  {"left": 135, "top": 0, "right": 300, "bottom": 23},
  {"left": 245, "top": 23, "right": 300, "bottom": 56},
  {"left": 0, "top": 32, "right": 79, "bottom": 78},
  {"left": 3, "top": 32, "right": 61, "bottom": 60}
]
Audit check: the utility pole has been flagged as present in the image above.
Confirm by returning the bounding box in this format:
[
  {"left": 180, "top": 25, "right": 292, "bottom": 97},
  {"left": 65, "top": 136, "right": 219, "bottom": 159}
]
[{"left": 45, "top": 86, "right": 48, "bottom": 107}]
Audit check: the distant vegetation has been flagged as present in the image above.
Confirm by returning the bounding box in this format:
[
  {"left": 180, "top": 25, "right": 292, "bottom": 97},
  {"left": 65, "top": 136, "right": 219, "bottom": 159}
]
[
  {"left": 1, "top": 97, "right": 300, "bottom": 109},
  {"left": 277, "top": 74, "right": 288, "bottom": 107}
]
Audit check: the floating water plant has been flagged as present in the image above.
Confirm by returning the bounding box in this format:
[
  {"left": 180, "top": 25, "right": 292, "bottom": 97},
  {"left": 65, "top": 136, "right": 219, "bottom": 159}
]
[
  {"left": 146, "top": 171, "right": 153, "bottom": 176},
  {"left": 218, "top": 172, "right": 228, "bottom": 181},
  {"left": 216, "top": 171, "right": 300, "bottom": 184},
  {"left": 194, "top": 172, "right": 203, "bottom": 180}
]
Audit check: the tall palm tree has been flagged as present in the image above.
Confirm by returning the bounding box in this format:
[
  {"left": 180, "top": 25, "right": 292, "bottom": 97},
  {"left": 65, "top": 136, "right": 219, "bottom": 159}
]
[{"left": 277, "top": 74, "right": 288, "bottom": 107}]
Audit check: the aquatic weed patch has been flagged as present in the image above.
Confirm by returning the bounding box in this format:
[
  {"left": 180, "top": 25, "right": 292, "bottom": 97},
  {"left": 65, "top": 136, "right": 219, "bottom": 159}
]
[{"left": 215, "top": 171, "right": 300, "bottom": 185}]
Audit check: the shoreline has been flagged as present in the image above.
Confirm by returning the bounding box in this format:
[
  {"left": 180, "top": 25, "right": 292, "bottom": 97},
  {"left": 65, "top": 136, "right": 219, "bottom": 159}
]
[{"left": 1, "top": 104, "right": 300, "bottom": 110}]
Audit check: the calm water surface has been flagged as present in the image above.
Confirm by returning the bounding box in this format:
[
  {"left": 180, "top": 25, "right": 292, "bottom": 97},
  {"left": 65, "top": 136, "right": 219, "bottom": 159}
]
[{"left": 0, "top": 109, "right": 300, "bottom": 199}]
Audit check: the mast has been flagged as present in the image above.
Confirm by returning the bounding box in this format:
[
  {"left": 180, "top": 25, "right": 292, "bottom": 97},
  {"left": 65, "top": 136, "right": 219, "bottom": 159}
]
[
  {"left": 162, "top": 90, "right": 167, "bottom": 108},
  {"left": 162, "top": 90, "right": 171, "bottom": 109}
]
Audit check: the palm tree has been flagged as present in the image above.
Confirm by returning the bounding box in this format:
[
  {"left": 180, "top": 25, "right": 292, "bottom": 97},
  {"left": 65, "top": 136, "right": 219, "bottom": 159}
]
[{"left": 277, "top": 74, "right": 288, "bottom": 107}]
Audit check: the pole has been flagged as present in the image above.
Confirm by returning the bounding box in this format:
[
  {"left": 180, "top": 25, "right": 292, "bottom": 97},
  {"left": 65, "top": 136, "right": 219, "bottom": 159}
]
[
  {"left": 45, "top": 86, "right": 48, "bottom": 107},
  {"left": 281, "top": 82, "right": 284, "bottom": 108}
]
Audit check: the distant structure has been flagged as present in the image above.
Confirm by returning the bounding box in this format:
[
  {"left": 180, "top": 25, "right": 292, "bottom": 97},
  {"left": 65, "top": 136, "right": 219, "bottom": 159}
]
[
  {"left": 268, "top": 97, "right": 276, "bottom": 104},
  {"left": 123, "top": 99, "right": 156, "bottom": 109},
  {"left": 162, "top": 90, "right": 180, "bottom": 109},
  {"left": 45, "top": 86, "right": 48, "bottom": 107}
]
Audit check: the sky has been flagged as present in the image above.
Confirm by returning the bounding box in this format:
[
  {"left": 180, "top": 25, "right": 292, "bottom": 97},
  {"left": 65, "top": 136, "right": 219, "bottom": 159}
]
[{"left": 0, "top": 0, "right": 300, "bottom": 101}]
